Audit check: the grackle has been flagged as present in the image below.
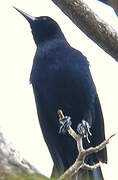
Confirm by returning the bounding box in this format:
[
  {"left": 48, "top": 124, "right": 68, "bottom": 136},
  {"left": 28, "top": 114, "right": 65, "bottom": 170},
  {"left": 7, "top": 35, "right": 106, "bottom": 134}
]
[{"left": 14, "top": 7, "right": 107, "bottom": 180}]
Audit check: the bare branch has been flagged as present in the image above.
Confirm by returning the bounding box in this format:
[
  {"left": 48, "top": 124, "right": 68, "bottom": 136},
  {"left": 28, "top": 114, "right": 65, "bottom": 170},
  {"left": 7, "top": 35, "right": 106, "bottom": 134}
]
[
  {"left": 51, "top": 0, "right": 118, "bottom": 60},
  {"left": 58, "top": 109, "right": 115, "bottom": 180},
  {"left": 83, "top": 162, "right": 100, "bottom": 170},
  {"left": 85, "top": 133, "right": 116, "bottom": 156}
]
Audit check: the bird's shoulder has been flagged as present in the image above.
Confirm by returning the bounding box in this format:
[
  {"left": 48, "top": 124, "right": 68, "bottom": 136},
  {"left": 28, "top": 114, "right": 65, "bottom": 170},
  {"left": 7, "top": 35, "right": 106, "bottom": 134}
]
[{"left": 37, "top": 39, "right": 89, "bottom": 69}]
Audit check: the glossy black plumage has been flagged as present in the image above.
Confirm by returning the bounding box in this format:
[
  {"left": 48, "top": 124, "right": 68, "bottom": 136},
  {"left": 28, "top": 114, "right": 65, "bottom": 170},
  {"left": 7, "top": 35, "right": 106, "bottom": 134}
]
[{"left": 14, "top": 8, "right": 107, "bottom": 180}]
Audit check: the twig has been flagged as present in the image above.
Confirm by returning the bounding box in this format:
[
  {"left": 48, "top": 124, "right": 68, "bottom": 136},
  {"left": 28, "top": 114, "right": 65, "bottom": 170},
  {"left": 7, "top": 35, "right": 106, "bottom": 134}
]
[{"left": 58, "top": 109, "right": 115, "bottom": 180}]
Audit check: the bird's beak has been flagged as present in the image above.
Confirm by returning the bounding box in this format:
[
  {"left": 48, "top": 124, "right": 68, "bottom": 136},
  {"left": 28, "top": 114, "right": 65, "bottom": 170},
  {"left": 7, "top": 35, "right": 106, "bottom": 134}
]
[{"left": 13, "top": 6, "right": 36, "bottom": 23}]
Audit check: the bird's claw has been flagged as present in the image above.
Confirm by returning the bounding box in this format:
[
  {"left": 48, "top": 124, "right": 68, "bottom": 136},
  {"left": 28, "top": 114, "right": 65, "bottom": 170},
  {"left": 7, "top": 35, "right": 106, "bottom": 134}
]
[
  {"left": 59, "top": 116, "right": 72, "bottom": 134},
  {"left": 77, "top": 120, "right": 92, "bottom": 143}
]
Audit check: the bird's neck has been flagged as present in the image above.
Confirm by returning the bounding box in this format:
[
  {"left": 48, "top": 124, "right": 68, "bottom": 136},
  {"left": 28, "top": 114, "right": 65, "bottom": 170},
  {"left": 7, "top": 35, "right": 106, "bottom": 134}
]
[
  {"left": 37, "top": 38, "right": 68, "bottom": 49},
  {"left": 34, "top": 32, "right": 66, "bottom": 47}
]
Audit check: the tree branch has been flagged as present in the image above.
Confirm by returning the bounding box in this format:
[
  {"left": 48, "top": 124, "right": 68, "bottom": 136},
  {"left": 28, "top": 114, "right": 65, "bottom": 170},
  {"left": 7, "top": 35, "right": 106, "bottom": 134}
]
[
  {"left": 58, "top": 109, "right": 115, "bottom": 180},
  {"left": 51, "top": 0, "right": 118, "bottom": 60},
  {"left": 0, "top": 129, "right": 49, "bottom": 180}
]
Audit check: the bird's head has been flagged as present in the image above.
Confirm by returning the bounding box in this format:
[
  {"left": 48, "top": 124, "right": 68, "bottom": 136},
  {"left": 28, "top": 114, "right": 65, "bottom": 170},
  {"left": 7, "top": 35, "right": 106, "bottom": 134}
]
[{"left": 13, "top": 7, "right": 65, "bottom": 46}]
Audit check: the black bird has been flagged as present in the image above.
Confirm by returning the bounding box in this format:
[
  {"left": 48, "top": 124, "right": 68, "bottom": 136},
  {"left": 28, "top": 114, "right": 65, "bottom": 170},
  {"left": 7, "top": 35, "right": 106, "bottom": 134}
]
[{"left": 14, "top": 7, "right": 107, "bottom": 180}]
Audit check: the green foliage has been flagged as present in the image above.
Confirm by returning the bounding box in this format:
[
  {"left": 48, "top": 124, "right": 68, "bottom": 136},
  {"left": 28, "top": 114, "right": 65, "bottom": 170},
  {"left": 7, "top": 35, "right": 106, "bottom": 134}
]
[{"left": 2, "top": 172, "right": 49, "bottom": 180}]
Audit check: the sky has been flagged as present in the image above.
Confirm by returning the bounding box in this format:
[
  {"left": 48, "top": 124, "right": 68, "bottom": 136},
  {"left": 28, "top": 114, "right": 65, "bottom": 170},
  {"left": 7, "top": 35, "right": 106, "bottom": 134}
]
[{"left": 0, "top": 0, "right": 118, "bottom": 179}]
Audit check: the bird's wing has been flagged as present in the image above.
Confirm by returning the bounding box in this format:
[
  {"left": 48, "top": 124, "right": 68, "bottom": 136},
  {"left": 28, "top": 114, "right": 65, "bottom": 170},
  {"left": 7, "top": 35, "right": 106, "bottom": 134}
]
[{"left": 91, "top": 94, "right": 107, "bottom": 163}]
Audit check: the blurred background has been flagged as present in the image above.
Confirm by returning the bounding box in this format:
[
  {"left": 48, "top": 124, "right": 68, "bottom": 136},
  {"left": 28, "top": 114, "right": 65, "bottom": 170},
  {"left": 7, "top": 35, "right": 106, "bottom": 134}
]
[{"left": 0, "top": 0, "right": 118, "bottom": 179}]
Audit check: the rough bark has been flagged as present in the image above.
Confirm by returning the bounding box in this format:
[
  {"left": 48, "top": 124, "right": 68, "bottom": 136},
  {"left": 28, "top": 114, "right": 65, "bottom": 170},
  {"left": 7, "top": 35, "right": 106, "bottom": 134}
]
[
  {"left": 0, "top": 130, "right": 48, "bottom": 180},
  {"left": 51, "top": 0, "right": 118, "bottom": 61}
]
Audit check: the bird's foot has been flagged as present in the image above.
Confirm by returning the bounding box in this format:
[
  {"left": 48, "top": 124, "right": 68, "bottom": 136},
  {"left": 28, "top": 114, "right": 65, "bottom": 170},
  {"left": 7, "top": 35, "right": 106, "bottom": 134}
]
[
  {"left": 77, "top": 120, "right": 92, "bottom": 143},
  {"left": 59, "top": 116, "right": 72, "bottom": 134}
]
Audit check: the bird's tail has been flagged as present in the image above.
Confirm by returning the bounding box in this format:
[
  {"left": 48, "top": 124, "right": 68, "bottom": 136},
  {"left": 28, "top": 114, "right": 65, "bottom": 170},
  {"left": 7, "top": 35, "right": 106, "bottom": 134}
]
[
  {"left": 51, "top": 165, "right": 104, "bottom": 180},
  {"left": 74, "top": 166, "right": 104, "bottom": 180}
]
